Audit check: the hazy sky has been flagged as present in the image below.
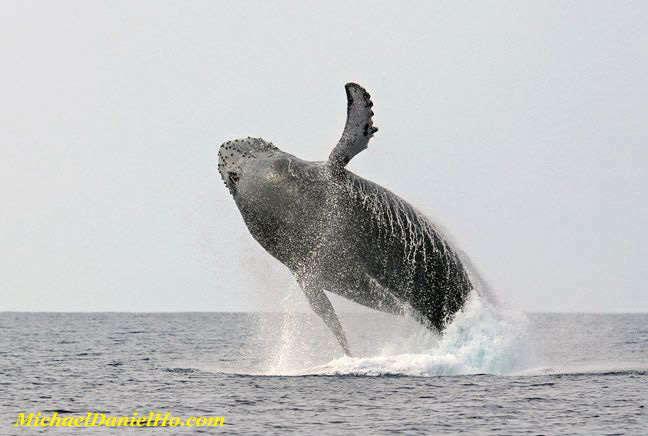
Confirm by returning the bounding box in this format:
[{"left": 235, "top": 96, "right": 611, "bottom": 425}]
[{"left": 1, "top": 1, "right": 647, "bottom": 312}]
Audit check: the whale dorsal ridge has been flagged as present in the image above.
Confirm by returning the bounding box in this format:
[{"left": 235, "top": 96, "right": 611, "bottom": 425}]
[{"left": 328, "top": 83, "right": 378, "bottom": 170}]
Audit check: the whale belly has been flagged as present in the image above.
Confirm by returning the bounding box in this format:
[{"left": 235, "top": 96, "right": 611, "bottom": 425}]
[{"left": 339, "top": 175, "right": 473, "bottom": 331}]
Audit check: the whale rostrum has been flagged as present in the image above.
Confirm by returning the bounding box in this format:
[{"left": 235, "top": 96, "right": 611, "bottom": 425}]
[{"left": 218, "top": 83, "right": 473, "bottom": 356}]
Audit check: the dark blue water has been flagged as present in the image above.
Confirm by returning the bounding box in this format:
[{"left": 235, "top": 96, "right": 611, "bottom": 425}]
[{"left": 1, "top": 312, "right": 646, "bottom": 434}]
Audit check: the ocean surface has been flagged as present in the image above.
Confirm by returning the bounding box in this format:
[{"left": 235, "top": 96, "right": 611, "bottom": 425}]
[{"left": 2, "top": 303, "right": 647, "bottom": 434}]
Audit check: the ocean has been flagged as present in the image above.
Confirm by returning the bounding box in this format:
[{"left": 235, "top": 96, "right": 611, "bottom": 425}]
[{"left": 2, "top": 302, "right": 647, "bottom": 434}]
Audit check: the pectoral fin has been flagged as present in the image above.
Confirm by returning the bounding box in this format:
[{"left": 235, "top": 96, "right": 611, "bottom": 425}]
[
  {"left": 299, "top": 280, "right": 351, "bottom": 356},
  {"left": 328, "top": 83, "right": 378, "bottom": 170}
]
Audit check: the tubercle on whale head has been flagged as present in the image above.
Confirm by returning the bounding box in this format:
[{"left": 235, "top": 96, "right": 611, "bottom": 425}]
[
  {"left": 217, "top": 137, "right": 334, "bottom": 262},
  {"left": 217, "top": 137, "right": 281, "bottom": 195}
]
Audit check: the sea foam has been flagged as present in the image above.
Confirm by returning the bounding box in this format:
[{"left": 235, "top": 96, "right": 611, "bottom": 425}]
[
  {"left": 262, "top": 291, "right": 529, "bottom": 377},
  {"left": 308, "top": 296, "right": 528, "bottom": 376}
]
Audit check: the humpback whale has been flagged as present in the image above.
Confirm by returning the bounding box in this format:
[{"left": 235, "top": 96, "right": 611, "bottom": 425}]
[{"left": 218, "top": 83, "right": 473, "bottom": 355}]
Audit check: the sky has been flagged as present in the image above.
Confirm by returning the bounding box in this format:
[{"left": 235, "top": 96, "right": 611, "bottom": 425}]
[{"left": 1, "top": 1, "right": 647, "bottom": 313}]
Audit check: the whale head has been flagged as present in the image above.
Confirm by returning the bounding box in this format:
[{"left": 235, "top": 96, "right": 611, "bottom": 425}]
[
  {"left": 217, "top": 137, "right": 328, "bottom": 253},
  {"left": 217, "top": 137, "right": 282, "bottom": 196}
]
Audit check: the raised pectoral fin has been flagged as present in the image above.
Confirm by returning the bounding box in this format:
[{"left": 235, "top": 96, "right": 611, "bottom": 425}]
[
  {"left": 328, "top": 83, "right": 378, "bottom": 169},
  {"left": 301, "top": 283, "right": 351, "bottom": 356}
]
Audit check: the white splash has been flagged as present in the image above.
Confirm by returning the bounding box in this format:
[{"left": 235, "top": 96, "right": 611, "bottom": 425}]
[{"left": 259, "top": 292, "right": 530, "bottom": 377}]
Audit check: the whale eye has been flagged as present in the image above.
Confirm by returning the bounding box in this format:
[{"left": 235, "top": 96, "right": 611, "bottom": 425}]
[{"left": 228, "top": 171, "right": 240, "bottom": 185}]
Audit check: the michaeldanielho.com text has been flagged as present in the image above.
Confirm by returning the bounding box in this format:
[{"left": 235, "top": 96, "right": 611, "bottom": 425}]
[{"left": 15, "top": 412, "right": 225, "bottom": 428}]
